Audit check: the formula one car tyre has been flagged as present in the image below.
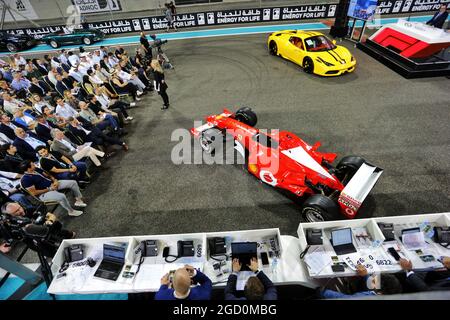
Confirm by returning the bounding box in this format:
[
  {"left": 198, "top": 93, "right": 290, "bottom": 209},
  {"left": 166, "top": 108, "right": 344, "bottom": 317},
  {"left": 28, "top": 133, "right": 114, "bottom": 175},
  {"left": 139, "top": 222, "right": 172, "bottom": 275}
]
[
  {"left": 336, "top": 155, "right": 365, "bottom": 185},
  {"left": 235, "top": 107, "right": 257, "bottom": 127},
  {"left": 199, "top": 128, "right": 222, "bottom": 155},
  {"left": 301, "top": 194, "right": 341, "bottom": 222}
]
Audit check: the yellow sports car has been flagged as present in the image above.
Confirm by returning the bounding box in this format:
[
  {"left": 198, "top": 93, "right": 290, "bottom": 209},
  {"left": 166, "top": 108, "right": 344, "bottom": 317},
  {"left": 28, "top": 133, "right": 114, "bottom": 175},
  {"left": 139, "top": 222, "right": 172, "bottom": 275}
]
[{"left": 267, "top": 30, "right": 356, "bottom": 76}]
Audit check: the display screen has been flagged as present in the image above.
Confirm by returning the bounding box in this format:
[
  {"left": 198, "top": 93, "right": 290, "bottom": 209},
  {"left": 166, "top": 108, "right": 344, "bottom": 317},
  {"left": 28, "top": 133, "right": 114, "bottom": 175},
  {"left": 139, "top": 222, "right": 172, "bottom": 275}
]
[
  {"left": 104, "top": 244, "right": 126, "bottom": 261},
  {"left": 347, "top": 0, "right": 379, "bottom": 21},
  {"left": 332, "top": 228, "right": 353, "bottom": 246}
]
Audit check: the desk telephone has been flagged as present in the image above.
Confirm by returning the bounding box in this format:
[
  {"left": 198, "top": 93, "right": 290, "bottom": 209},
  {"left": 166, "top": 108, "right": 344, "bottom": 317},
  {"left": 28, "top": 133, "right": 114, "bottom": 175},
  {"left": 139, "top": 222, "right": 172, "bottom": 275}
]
[{"left": 139, "top": 240, "right": 158, "bottom": 257}]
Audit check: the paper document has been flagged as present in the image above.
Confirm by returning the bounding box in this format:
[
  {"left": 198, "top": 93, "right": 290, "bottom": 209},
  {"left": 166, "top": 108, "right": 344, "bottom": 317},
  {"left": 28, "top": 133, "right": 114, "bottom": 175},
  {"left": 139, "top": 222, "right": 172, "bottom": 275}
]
[
  {"left": 236, "top": 271, "right": 254, "bottom": 291},
  {"left": 304, "top": 246, "right": 332, "bottom": 275},
  {"left": 403, "top": 232, "right": 426, "bottom": 251}
]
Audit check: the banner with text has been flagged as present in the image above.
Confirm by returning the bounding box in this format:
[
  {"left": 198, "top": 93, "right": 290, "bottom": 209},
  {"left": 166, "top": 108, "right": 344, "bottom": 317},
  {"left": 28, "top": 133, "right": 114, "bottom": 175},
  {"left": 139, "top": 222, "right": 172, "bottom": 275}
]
[
  {"left": 5, "top": 1, "right": 449, "bottom": 39},
  {"left": 71, "top": 0, "right": 122, "bottom": 14}
]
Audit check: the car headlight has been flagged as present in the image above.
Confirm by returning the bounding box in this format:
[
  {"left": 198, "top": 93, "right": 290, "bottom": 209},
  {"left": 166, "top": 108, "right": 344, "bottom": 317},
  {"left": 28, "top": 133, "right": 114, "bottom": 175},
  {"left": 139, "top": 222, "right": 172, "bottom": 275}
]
[{"left": 316, "top": 57, "right": 334, "bottom": 67}]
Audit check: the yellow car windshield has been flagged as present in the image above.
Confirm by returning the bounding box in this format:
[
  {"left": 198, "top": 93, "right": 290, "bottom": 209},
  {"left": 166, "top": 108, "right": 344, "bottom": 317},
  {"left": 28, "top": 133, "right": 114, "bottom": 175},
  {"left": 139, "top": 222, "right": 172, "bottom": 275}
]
[{"left": 304, "top": 36, "right": 336, "bottom": 52}]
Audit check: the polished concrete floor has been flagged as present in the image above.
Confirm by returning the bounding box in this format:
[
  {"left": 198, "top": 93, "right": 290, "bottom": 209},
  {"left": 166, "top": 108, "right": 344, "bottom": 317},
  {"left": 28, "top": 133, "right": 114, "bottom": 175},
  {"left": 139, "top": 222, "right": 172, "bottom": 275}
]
[{"left": 12, "top": 33, "right": 450, "bottom": 262}]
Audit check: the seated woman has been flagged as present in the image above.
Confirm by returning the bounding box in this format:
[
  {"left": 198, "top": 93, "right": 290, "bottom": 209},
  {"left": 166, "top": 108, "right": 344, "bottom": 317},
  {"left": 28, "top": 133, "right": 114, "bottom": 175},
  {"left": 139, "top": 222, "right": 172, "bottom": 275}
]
[
  {"left": 82, "top": 75, "right": 96, "bottom": 95},
  {"left": 110, "top": 70, "right": 142, "bottom": 101}
]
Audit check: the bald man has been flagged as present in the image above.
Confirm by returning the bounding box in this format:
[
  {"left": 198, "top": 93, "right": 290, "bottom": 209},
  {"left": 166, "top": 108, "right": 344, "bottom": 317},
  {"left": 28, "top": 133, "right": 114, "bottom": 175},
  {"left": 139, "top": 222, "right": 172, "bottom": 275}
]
[{"left": 155, "top": 265, "right": 212, "bottom": 300}]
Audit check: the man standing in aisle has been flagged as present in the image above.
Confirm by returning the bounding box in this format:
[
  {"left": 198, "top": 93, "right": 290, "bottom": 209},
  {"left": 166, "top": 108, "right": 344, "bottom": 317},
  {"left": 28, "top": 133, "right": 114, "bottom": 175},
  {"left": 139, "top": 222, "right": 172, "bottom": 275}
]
[
  {"left": 225, "top": 257, "right": 277, "bottom": 300},
  {"left": 155, "top": 265, "right": 212, "bottom": 300}
]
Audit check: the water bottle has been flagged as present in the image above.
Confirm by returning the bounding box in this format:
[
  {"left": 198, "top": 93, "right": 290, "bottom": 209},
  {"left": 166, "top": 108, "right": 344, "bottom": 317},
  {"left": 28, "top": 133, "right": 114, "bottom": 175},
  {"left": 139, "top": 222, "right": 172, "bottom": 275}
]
[{"left": 271, "top": 256, "right": 278, "bottom": 274}]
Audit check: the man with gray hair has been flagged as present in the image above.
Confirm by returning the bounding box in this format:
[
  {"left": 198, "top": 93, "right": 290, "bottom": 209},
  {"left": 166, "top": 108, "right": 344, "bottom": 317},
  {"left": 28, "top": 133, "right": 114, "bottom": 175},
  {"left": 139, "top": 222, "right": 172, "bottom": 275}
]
[{"left": 50, "top": 128, "right": 105, "bottom": 166}]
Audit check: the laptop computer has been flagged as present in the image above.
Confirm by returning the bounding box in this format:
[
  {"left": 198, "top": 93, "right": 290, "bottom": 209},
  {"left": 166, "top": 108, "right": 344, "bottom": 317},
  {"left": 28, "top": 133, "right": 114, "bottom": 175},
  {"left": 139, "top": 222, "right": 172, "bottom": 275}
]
[
  {"left": 94, "top": 244, "right": 126, "bottom": 281},
  {"left": 331, "top": 228, "right": 357, "bottom": 256},
  {"left": 231, "top": 242, "right": 257, "bottom": 272}
]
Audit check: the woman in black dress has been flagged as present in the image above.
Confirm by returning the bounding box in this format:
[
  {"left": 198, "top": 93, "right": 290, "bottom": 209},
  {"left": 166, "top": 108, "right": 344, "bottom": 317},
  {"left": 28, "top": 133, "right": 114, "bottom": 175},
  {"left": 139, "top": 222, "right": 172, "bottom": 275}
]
[{"left": 151, "top": 59, "right": 169, "bottom": 110}]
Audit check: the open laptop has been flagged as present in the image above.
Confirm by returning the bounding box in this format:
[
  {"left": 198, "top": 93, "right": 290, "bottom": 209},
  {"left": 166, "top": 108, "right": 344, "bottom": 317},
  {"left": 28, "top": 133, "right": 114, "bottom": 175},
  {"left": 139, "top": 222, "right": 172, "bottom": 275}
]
[
  {"left": 331, "top": 228, "right": 357, "bottom": 256},
  {"left": 231, "top": 242, "right": 257, "bottom": 271},
  {"left": 94, "top": 244, "right": 126, "bottom": 281}
]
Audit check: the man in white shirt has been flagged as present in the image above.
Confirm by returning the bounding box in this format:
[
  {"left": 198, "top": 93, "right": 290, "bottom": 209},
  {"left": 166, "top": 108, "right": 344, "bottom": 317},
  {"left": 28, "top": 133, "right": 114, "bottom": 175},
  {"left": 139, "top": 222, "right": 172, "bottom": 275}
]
[
  {"left": 59, "top": 49, "right": 69, "bottom": 65},
  {"left": 68, "top": 51, "right": 80, "bottom": 67},
  {"left": 55, "top": 97, "right": 79, "bottom": 120},
  {"left": 69, "top": 66, "right": 83, "bottom": 83},
  {"left": 32, "top": 94, "right": 54, "bottom": 114},
  {"left": 115, "top": 65, "right": 146, "bottom": 92},
  {"left": 47, "top": 67, "right": 58, "bottom": 86},
  {"left": 13, "top": 54, "right": 26, "bottom": 67},
  {"left": 91, "top": 50, "right": 102, "bottom": 65},
  {"left": 2, "top": 92, "right": 26, "bottom": 115}
]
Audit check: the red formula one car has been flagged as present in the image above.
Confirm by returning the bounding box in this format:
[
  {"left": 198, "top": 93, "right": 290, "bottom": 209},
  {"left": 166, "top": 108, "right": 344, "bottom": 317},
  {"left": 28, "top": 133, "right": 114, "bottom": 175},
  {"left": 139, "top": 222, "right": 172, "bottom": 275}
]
[{"left": 191, "top": 107, "right": 383, "bottom": 222}]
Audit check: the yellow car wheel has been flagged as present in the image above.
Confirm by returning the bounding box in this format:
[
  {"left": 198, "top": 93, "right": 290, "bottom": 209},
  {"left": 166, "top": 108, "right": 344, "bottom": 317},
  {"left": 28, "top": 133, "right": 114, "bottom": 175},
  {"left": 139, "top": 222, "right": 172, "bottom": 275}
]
[
  {"left": 303, "top": 57, "right": 314, "bottom": 74},
  {"left": 269, "top": 41, "right": 278, "bottom": 56}
]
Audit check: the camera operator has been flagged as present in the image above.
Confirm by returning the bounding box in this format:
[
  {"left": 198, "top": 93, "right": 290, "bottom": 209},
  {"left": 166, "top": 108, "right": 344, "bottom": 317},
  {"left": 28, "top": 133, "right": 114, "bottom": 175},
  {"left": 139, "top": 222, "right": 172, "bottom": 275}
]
[
  {"left": 1, "top": 201, "right": 75, "bottom": 257},
  {"left": 139, "top": 32, "right": 153, "bottom": 60}
]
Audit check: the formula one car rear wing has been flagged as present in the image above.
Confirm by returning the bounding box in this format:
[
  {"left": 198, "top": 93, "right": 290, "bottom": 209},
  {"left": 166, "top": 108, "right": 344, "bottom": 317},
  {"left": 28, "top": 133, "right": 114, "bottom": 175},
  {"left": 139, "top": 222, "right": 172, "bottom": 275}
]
[{"left": 338, "top": 163, "right": 383, "bottom": 218}]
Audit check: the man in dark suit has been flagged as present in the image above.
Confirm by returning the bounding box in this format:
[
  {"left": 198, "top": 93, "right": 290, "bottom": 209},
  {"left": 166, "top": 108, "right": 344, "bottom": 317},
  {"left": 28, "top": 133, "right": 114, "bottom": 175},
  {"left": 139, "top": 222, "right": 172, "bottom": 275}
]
[
  {"left": 426, "top": 4, "right": 449, "bottom": 29},
  {"left": 225, "top": 257, "right": 277, "bottom": 300},
  {"left": 66, "top": 117, "right": 128, "bottom": 151},
  {"left": 400, "top": 257, "right": 450, "bottom": 292},
  {"left": 55, "top": 74, "right": 71, "bottom": 97},
  {"left": 13, "top": 127, "right": 47, "bottom": 161},
  {"left": 33, "top": 59, "right": 49, "bottom": 77},
  {"left": 29, "top": 77, "right": 52, "bottom": 97},
  {"left": 35, "top": 115, "right": 58, "bottom": 144},
  {"left": 0, "top": 114, "right": 28, "bottom": 141}
]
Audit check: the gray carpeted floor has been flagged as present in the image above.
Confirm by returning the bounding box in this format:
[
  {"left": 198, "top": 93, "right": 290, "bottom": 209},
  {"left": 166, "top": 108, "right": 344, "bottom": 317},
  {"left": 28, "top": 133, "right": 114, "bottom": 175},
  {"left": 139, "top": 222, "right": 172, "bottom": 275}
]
[{"left": 12, "top": 33, "right": 450, "bottom": 262}]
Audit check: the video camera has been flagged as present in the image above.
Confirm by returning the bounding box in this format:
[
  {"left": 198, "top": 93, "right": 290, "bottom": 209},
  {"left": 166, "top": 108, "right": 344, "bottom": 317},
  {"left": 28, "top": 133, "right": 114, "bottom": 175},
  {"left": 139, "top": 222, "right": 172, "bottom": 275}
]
[
  {"left": 0, "top": 212, "right": 61, "bottom": 257},
  {"left": 149, "top": 34, "right": 168, "bottom": 48}
]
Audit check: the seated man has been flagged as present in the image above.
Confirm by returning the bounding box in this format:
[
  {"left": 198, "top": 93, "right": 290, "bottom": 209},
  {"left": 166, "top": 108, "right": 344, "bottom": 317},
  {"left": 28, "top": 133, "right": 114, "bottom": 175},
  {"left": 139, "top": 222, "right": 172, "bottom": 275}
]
[
  {"left": 319, "top": 265, "right": 403, "bottom": 298},
  {"left": 0, "top": 114, "right": 28, "bottom": 142},
  {"left": 2, "top": 143, "right": 25, "bottom": 172},
  {"left": 225, "top": 257, "right": 277, "bottom": 300},
  {"left": 399, "top": 257, "right": 450, "bottom": 292},
  {"left": 50, "top": 128, "right": 105, "bottom": 167},
  {"left": 36, "top": 146, "right": 89, "bottom": 184},
  {"left": 13, "top": 127, "right": 46, "bottom": 161},
  {"left": 35, "top": 114, "right": 58, "bottom": 144},
  {"left": 78, "top": 101, "right": 121, "bottom": 134},
  {"left": 54, "top": 97, "right": 79, "bottom": 120},
  {"left": 0, "top": 169, "right": 32, "bottom": 209},
  {"left": 155, "top": 265, "right": 212, "bottom": 300},
  {"left": 67, "top": 117, "right": 129, "bottom": 152},
  {"left": 19, "top": 160, "right": 86, "bottom": 217}
]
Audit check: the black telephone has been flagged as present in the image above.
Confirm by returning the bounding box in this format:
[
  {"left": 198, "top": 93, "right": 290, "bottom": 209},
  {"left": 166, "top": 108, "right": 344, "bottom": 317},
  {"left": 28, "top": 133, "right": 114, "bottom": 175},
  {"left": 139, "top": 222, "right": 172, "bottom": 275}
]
[
  {"left": 140, "top": 240, "right": 158, "bottom": 257},
  {"left": 306, "top": 229, "right": 323, "bottom": 245},
  {"left": 378, "top": 223, "right": 395, "bottom": 241},
  {"left": 434, "top": 227, "right": 450, "bottom": 246},
  {"left": 208, "top": 237, "right": 227, "bottom": 257},
  {"left": 177, "top": 240, "right": 195, "bottom": 257},
  {"left": 64, "top": 244, "right": 84, "bottom": 262}
]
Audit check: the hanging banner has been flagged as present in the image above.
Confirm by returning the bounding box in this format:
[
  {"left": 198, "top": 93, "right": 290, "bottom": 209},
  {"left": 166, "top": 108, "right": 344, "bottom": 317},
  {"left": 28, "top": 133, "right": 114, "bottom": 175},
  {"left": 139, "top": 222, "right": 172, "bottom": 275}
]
[
  {"left": 0, "top": 0, "right": 38, "bottom": 22},
  {"left": 375, "top": 0, "right": 449, "bottom": 15},
  {"left": 71, "top": 0, "right": 122, "bottom": 14},
  {"left": 5, "top": 1, "right": 449, "bottom": 39}
]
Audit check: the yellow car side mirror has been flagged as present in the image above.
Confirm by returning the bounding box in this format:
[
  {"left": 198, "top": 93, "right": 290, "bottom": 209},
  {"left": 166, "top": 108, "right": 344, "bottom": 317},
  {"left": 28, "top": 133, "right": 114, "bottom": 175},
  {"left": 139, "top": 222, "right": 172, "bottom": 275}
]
[{"left": 332, "top": 40, "right": 337, "bottom": 45}]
